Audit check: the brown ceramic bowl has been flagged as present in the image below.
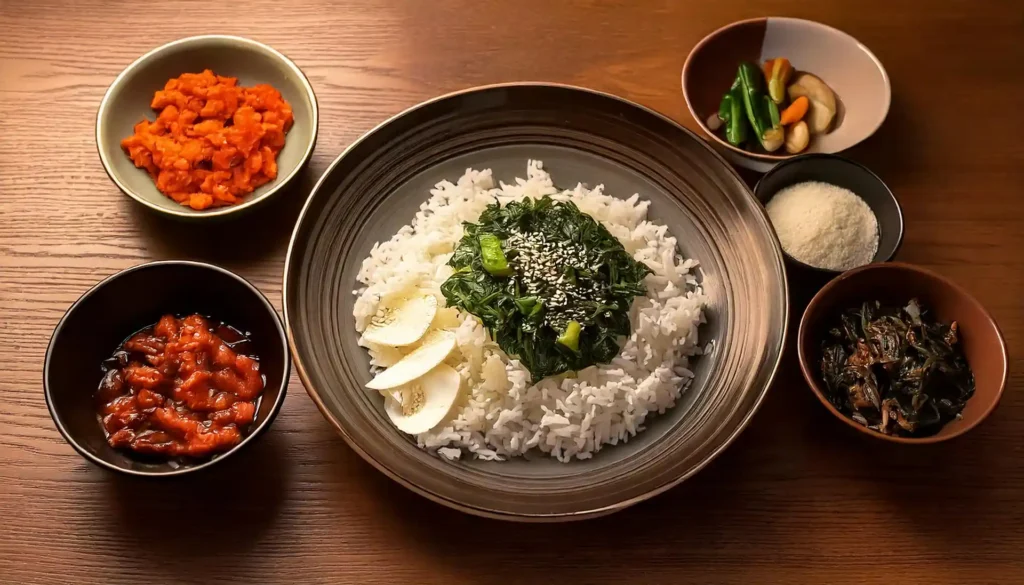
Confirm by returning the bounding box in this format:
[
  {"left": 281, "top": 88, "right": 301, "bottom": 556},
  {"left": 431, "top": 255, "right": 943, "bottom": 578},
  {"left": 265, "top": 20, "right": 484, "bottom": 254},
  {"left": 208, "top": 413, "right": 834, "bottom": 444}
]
[
  {"left": 682, "top": 17, "right": 890, "bottom": 172},
  {"left": 96, "top": 35, "right": 319, "bottom": 220},
  {"left": 798, "top": 262, "right": 1007, "bottom": 444}
]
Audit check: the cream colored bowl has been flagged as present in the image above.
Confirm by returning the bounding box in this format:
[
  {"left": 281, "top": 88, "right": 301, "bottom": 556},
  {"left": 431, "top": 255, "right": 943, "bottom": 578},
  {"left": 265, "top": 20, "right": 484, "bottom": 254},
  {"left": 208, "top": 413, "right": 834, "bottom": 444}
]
[
  {"left": 682, "top": 18, "right": 890, "bottom": 172},
  {"left": 96, "top": 35, "right": 318, "bottom": 219}
]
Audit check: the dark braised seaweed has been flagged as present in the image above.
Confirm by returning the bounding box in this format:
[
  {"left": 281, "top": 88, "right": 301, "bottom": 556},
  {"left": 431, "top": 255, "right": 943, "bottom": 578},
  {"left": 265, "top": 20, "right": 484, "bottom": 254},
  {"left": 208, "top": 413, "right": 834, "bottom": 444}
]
[{"left": 820, "top": 299, "right": 975, "bottom": 437}]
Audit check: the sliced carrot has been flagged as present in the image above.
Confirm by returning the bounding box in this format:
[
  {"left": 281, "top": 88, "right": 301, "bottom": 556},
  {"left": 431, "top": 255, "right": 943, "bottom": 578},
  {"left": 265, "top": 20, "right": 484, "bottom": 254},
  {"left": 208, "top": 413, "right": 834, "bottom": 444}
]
[{"left": 780, "top": 95, "right": 809, "bottom": 125}]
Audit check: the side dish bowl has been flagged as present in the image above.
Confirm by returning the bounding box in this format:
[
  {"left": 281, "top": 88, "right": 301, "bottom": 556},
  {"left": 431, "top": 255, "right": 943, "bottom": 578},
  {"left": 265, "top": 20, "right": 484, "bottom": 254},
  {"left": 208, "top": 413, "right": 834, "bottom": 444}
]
[
  {"left": 284, "top": 83, "right": 789, "bottom": 520},
  {"left": 96, "top": 35, "right": 318, "bottom": 219},
  {"left": 44, "top": 261, "right": 290, "bottom": 476},
  {"left": 798, "top": 262, "right": 1007, "bottom": 444},
  {"left": 754, "top": 153, "right": 904, "bottom": 275},
  {"left": 682, "top": 17, "right": 890, "bottom": 171}
]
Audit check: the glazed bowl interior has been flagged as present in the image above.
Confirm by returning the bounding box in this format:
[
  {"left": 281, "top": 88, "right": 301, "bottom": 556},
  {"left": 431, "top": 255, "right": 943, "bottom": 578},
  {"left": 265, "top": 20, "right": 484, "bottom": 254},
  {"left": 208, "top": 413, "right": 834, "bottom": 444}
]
[
  {"left": 754, "top": 153, "right": 904, "bottom": 274},
  {"left": 798, "top": 263, "right": 1007, "bottom": 443},
  {"left": 96, "top": 35, "right": 318, "bottom": 219},
  {"left": 682, "top": 17, "right": 890, "bottom": 171},
  {"left": 44, "top": 261, "right": 290, "bottom": 476},
  {"left": 285, "top": 83, "right": 789, "bottom": 520}
]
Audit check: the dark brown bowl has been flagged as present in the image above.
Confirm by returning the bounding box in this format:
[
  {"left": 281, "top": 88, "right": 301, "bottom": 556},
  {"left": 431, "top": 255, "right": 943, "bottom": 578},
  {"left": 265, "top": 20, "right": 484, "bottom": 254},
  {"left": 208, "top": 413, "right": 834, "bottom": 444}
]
[
  {"left": 798, "top": 262, "right": 1007, "bottom": 444},
  {"left": 44, "top": 261, "right": 290, "bottom": 476}
]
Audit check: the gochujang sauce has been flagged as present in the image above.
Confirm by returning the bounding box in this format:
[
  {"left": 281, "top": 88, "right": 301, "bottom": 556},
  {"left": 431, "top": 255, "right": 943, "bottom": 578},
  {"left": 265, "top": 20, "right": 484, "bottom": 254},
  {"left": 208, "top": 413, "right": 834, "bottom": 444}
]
[{"left": 95, "top": 314, "right": 265, "bottom": 459}]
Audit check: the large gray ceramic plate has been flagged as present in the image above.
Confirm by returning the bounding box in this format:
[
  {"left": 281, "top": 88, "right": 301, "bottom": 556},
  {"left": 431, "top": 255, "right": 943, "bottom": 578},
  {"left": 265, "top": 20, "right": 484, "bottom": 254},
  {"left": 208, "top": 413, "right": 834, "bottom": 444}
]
[{"left": 284, "top": 83, "right": 788, "bottom": 520}]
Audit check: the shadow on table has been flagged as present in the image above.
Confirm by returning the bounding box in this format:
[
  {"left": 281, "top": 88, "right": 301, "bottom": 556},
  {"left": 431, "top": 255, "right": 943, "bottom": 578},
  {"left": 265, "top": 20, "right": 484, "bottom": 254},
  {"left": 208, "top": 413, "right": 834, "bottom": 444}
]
[
  {"left": 127, "top": 166, "right": 317, "bottom": 269},
  {"left": 349, "top": 436, "right": 785, "bottom": 581},
  {"left": 842, "top": 92, "right": 924, "bottom": 180},
  {"left": 356, "top": 403, "right": 1007, "bottom": 584},
  {"left": 102, "top": 428, "right": 290, "bottom": 558}
]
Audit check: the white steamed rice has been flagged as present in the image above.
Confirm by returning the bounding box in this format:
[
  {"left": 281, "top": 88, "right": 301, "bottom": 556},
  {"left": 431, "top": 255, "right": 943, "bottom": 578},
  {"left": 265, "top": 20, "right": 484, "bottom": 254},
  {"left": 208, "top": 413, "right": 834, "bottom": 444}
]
[{"left": 353, "top": 161, "right": 705, "bottom": 462}]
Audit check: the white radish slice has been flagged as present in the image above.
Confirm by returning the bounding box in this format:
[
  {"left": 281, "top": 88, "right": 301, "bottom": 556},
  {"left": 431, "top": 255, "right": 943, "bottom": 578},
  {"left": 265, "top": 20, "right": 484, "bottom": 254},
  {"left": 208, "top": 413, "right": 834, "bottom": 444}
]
[
  {"left": 380, "top": 388, "right": 404, "bottom": 403},
  {"left": 431, "top": 306, "right": 463, "bottom": 330},
  {"left": 385, "top": 363, "right": 461, "bottom": 434},
  {"left": 362, "top": 295, "right": 438, "bottom": 347},
  {"left": 366, "top": 330, "right": 456, "bottom": 390}
]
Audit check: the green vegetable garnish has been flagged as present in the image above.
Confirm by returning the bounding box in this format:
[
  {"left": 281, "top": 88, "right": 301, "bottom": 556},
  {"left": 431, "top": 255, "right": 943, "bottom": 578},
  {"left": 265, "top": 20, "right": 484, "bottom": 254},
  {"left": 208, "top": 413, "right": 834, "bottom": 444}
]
[
  {"left": 478, "top": 233, "right": 513, "bottom": 277},
  {"left": 557, "top": 320, "right": 582, "bottom": 352},
  {"left": 440, "top": 196, "right": 651, "bottom": 380},
  {"left": 514, "top": 296, "right": 541, "bottom": 316}
]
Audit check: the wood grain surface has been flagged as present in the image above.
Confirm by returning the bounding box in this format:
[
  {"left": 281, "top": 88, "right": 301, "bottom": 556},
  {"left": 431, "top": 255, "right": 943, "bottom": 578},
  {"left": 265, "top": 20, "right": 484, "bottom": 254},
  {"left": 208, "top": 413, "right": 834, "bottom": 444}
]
[{"left": 2, "top": 1, "right": 1022, "bottom": 583}]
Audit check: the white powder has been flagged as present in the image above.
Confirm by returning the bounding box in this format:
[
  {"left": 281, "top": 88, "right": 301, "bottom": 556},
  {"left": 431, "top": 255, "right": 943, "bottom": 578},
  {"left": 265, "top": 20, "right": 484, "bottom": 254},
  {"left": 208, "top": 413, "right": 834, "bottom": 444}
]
[{"left": 765, "top": 181, "right": 879, "bottom": 271}]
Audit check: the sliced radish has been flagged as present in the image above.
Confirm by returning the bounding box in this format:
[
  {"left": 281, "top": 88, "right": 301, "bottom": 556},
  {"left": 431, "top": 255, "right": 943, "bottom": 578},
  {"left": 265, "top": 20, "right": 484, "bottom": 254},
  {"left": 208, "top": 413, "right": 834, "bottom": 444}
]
[
  {"left": 365, "top": 330, "right": 456, "bottom": 390},
  {"left": 362, "top": 294, "right": 438, "bottom": 347},
  {"left": 385, "top": 363, "right": 461, "bottom": 434},
  {"left": 380, "top": 388, "right": 404, "bottom": 403}
]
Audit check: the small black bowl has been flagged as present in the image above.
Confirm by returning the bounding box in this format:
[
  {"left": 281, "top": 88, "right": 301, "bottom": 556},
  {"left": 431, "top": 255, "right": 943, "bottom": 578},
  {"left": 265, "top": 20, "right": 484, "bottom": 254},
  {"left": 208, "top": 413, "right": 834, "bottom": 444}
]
[
  {"left": 754, "top": 153, "right": 904, "bottom": 275},
  {"left": 44, "top": 260, "right": 289, "bottom": 476}
]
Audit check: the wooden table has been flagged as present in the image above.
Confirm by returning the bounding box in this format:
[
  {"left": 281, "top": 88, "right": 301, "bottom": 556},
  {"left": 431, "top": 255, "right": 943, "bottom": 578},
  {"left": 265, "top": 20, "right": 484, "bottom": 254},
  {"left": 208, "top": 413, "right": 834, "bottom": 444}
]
[{"left": 2, "top": 1, "right": 1022, "bottom": 583}]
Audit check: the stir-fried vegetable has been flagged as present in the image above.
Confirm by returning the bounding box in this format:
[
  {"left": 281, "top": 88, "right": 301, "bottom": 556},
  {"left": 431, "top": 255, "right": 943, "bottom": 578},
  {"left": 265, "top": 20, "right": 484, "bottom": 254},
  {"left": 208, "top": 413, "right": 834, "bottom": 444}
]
[
  {"left": 763, "top": 57, "right": 793, "bottom": 104},
  {"left": 710, "top": 56, "right": 836, "bottom": 155},
  {"left": 784, "top": 120, "right": 809, "bottom": 154},
  {"left": 440, "top": 196, "right": 651, "bottom": 380},
  {"left": 780, "top": 95, "right": 809, "bottom": 126},
  {"left": 737, "top": 62, "right": 770, "bottom": 141},
  {"left": 717, "top": 78, "right": 748, "bottom": 146},
  {"left": 737, "top": 62, "right": 785, "bottom": 152},
  {"left": 788, "top": 73, "right": 837, "bottom": 134}
]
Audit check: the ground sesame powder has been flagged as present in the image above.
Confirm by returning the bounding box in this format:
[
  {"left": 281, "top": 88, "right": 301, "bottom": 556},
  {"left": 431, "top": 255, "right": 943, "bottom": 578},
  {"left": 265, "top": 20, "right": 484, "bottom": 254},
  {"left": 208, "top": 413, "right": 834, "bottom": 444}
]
[{"left": 765, "top": 181, "right": 879, "bottom": 271}]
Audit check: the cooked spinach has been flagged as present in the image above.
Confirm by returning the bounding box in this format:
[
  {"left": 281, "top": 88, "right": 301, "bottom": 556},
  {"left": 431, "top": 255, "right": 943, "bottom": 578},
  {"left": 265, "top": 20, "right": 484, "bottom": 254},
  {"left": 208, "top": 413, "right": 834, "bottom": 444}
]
[
  {"left": 440, "top": 196, "right": 651, "bottom": 380},
  {"left": 820, "top": 299, "right": 975, "bottom": 437}
]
